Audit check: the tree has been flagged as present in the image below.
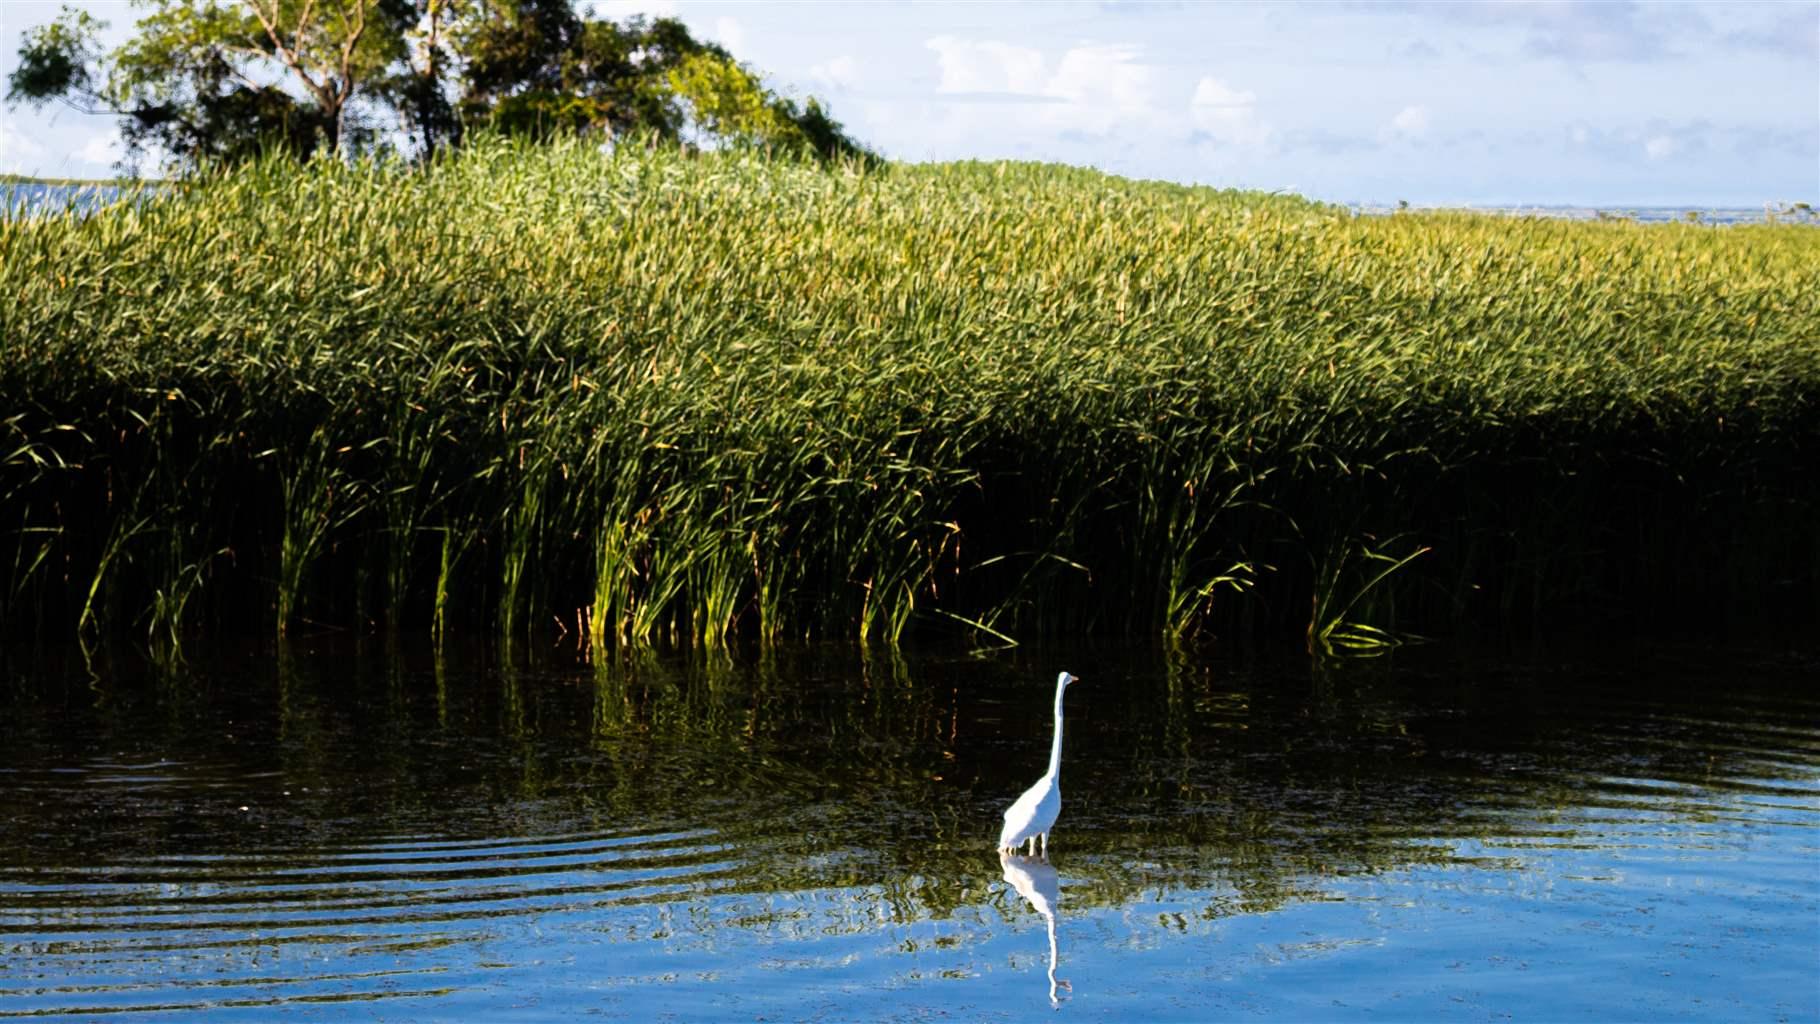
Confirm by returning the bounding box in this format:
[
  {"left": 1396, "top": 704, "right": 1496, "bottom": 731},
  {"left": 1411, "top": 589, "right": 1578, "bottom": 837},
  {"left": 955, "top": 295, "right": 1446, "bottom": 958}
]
[
  {"left": 666, "top": 51, "right": 874, "bottom": 164},
  {"left": 8, "top": 1, "right": 407, "bottom": 168},
  {"left": 455, "top": 4, "right": 715, "bottom": 143},
  {"left": 382, "top": 0, "right": 461, "bottom": 158},
  {"left": 7, "top": 0, "right": 874, "bottom": 174},
  {"left": 455, "top": 4, "right": 875, "bottom": 163},
  {"left": 5, "top": 6, "right": 106, "bottom": 109}
]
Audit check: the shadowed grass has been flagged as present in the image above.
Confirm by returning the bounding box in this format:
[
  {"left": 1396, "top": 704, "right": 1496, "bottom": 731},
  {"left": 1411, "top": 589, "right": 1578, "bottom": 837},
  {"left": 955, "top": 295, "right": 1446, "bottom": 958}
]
[{"left": 2, "top": 139, "right": 1815, "bottom": 649}]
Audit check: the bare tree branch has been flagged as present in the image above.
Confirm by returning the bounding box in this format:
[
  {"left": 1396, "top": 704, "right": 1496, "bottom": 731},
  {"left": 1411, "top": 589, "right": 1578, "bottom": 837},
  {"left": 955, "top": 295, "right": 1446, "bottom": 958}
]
[
  {"left": 245, "top": 0, "right": 334, "bottom": 111},
  {"left": 338, "top": 0, "right": 370, "bottom": 105}
]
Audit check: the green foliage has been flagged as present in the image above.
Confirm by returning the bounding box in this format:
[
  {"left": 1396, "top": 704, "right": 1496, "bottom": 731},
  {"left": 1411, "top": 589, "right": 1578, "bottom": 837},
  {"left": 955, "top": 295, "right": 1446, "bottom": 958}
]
[
  {"left": 666, "top": 52, "right": 878, "bottom": 164},
  {"left": 7, "top": 0, "right": 405, "bottom": 169},
  {"left": 6, "top": 0, "right": 868, "bottom": 173},
  {"left": 5, "top": 6, "right": 104, "bottom": 106},
  {"left": 788, "top": 96, "right": 877, "bottom": 165},
  {"left": 457, "top": 2, "right": 699, "bottom": 139},
  {"left": 666, "top": 52, "right": 791, "bottom": 147},
  {"left": 1, "top": 141, "right": 1815, "bottom": 649},
  {"left": 483, "top": 88, "right": 614, "bottom": 138},
  {"left": 1309, "top": 538, "right": 1430, "bottom": 656}
]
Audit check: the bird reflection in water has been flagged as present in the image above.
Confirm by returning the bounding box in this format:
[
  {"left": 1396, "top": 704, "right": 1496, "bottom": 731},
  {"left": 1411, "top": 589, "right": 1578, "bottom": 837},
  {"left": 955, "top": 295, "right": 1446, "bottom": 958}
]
[{"left": 999, "top": 850, "right": 1072, "bottom": 1008}]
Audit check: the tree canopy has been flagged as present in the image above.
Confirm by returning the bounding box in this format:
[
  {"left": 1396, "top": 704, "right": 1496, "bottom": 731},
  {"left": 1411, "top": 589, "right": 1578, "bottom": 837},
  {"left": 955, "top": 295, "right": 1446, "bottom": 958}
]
[{"left": 7, "top": 0, "right": 876, "bottom": 173}]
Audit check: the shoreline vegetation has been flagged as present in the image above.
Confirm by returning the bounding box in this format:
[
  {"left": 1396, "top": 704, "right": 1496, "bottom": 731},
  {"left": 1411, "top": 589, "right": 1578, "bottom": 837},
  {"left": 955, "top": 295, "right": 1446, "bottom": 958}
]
[
  {"left": 2, "top": 139, "right": 1815, "bottom": 653},
  {"left": 5, "top": 172, "right": 1811, "bottom": 225},
  {"left": 0, "top": 173, "right": 134, "bottom": 187}
]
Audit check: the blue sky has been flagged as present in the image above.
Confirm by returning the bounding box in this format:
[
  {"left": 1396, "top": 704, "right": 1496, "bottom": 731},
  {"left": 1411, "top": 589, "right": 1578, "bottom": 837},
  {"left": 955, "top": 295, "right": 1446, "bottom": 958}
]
[{"left": 2, "top": 0, "right": 1815, "bottom": 206}]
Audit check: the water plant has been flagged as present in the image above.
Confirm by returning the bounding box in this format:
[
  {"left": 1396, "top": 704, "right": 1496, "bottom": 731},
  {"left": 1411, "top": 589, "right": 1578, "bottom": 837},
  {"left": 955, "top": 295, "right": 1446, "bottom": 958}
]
[{"left": 1, "top": 139, "right": 1815, "bottom": 649}]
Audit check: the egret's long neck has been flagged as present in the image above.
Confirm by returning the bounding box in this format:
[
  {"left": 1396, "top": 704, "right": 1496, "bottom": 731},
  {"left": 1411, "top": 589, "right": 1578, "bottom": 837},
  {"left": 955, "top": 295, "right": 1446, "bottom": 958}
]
[{"left": 1045, "top": 680, "right": 1067, "bottom": 780}]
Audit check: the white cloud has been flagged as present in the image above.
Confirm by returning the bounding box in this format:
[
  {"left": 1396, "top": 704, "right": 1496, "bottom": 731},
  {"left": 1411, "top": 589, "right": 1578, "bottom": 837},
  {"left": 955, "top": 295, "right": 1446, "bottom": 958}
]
[
  {"left": 809, "top": 55, "right": 859, "bottom": 92},
  {"left": 1048, "top": 44, "right": 1153, "bottom": 109},
  {"left": 584, "top": 0, "right": 678, "bottom": 19},
  {"left": 1551, "top": 122, "right": 1740, "bottom": 167},
  {"left": 1723, "top": 7, "right": 1820, "bottom": 59},
  {"left": 926, "top": 36, "right": 1048, "bottom": 96},
  {"left": 713, "top": 16, "right": 746, "bottom": 55},
  {"left": 923, "top": 36, "right": 1159, "bottom": 138},
  {"left": 1378, "top": 0, "right": 1683, "bottom": 63},
  {"left": 0, "top": 115, "right": 47, "bottom": 169},
  {"left": 77, "top": 129, "right": 123, "bottom": 170},
  {"left": 1189, "top": 77, "right": 1270, "bottom": 147},
  {"left": 1387, "top": 104, "right": 1430, "bottom": 140}
]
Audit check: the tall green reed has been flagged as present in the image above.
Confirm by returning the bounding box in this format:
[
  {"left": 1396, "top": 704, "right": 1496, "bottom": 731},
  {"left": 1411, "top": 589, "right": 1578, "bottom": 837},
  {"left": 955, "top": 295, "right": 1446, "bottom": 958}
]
[{"left": 2, "top": 138, "right": 1814, "bottom": 650}]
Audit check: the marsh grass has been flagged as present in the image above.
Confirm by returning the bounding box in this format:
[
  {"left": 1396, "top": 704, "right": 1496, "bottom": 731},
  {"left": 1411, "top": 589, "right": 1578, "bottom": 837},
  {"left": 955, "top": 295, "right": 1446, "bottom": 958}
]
[{"left": 2, "top": 139, "right": 1815, "bottom": 649}]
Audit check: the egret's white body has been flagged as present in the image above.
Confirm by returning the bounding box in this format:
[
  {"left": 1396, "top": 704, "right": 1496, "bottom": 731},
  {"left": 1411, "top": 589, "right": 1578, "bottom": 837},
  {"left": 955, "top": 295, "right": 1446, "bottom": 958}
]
[{"left": 998, "top": 671, "right": 1078, "bottom": 857}]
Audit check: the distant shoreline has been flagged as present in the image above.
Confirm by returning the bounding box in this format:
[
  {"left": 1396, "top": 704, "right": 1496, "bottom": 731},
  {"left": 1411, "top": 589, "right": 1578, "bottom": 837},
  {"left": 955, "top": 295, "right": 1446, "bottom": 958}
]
[
  {"left": 0, "top": 173, "right": 160, "bottom": 188},
  {"left": 3, "top": 172, "right": 1807, "bottom": 224},
  {"left": 1349, "top": 202, "right": 1818, "bottom": 225}
]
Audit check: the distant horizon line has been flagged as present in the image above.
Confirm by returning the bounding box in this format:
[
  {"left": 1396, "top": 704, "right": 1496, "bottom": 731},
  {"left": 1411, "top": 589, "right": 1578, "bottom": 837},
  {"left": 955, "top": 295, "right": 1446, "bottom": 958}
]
[{"left": 2, "top": 171, "right": 1811, "bottom": 218}]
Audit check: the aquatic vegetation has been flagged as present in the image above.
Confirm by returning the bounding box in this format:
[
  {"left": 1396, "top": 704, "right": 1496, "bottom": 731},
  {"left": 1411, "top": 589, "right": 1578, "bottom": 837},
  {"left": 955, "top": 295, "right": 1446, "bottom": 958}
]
[{"left": 2, "top": 139, "right": 1815, "bottom": 647}]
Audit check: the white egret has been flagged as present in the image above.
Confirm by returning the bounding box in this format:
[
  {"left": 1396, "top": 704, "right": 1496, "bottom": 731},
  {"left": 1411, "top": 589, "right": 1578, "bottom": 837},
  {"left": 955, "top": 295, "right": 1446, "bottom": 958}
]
[{"left": 997, "top": 671, "right": 1079, "bottom": 857}]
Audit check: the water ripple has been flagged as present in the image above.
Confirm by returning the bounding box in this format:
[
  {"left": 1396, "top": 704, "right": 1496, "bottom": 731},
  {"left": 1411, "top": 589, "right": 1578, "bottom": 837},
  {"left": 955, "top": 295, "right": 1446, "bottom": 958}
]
[{"left": 0, "top": 825, "right": 738, "bottom": 1017}]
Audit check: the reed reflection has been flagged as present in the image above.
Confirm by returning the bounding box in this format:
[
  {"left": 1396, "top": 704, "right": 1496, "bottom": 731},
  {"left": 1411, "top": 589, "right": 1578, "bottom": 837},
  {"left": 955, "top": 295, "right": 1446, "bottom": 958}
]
[{"left": 1000, "top": 850, "right": 1071, "bottom": 1008}]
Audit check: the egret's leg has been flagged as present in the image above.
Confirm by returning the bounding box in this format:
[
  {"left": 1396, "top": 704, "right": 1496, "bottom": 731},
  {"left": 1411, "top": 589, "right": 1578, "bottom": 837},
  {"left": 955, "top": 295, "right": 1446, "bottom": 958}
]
[{"left": 1040, "top": 832, "right": 1048, "bottom": 858}]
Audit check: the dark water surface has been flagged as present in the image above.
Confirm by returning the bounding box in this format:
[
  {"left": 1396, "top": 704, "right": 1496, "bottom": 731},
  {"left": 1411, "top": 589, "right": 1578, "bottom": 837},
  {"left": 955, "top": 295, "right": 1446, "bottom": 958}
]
[{"left": 1, "top": 643, "right": 1815, "bottom": 1021}]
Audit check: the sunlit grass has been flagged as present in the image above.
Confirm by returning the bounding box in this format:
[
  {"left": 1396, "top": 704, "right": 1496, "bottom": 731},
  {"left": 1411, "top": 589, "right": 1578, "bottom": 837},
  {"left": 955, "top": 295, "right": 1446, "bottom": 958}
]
[{"left": 2, "top": 138, "right": 1815, "bottom": 649}]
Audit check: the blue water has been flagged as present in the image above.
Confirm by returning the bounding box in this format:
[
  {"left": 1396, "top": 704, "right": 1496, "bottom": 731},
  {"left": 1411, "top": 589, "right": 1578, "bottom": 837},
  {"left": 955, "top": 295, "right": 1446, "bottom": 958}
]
[
  {"left": 0, "top": 644, "right": 1814, "bottom": 1020},
  {"left": 1, "top": 182, "right": 137, "bottom": 218}
]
